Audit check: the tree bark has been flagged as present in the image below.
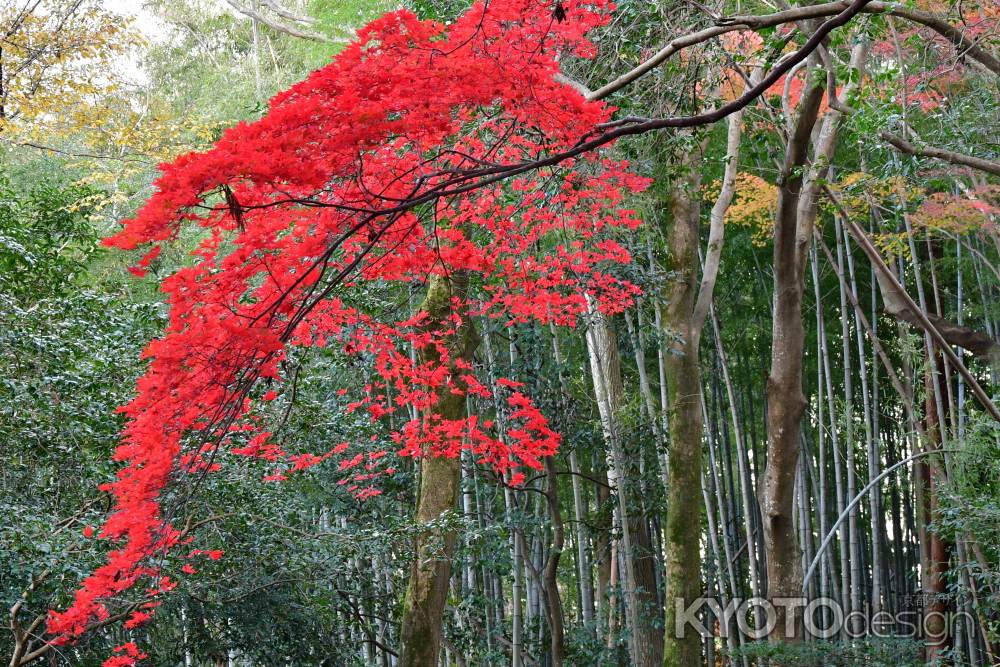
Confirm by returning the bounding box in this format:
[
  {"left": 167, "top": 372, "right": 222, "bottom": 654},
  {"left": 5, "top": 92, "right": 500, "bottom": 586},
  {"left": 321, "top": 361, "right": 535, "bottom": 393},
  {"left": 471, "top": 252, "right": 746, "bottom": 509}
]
[
  {"left": 661, "top": 148, "right": 706, "bottom": 667},
  {"left": 399, "top": 272, "right": 478, "bottom": 667},
  {"left": 542, "top": 455, "right": 566, "bottom": 666},
  {"left": 761, "top": 72, "right": 825, "bottom": 643},
  {"left": 584, "top": 303, "right": 663, "bottom": 667}
]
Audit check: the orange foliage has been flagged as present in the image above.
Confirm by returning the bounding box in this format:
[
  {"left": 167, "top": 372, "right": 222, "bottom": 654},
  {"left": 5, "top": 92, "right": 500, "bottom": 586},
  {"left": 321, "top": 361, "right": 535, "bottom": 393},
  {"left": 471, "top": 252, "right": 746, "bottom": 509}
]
[{"left": 913, "top": 186, "right": 1000, "bottom": 234}]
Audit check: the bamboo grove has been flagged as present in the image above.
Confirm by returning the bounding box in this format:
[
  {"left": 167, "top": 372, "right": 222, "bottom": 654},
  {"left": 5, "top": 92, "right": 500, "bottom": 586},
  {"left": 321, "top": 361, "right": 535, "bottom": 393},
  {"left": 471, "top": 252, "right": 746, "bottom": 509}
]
[{"left": 1, "top": 0, "right": 999, "bottom": 666}]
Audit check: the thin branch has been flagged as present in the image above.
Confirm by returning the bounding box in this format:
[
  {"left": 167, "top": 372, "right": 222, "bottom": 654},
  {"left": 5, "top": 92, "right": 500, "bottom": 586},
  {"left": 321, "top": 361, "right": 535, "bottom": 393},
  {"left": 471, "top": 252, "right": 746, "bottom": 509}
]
[
  {"left": 723, "top": 1, "right": 1000, "bottom": 77},
  {"left": 588, "top": 0, "right": 999, "bottom": 103},
  {"left": 8, "top": 140, "right": 155, "bottom": 164},
  {"left": 259, "top": 0, "right": 315, "bottom": 24}
]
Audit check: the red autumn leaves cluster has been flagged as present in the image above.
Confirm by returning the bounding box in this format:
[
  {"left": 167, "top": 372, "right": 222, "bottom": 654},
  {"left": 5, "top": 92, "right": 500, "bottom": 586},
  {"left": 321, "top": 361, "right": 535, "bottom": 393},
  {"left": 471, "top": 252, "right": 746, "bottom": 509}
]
[{"left": 48, "top": 0, "right": 650, "bottom": 658}]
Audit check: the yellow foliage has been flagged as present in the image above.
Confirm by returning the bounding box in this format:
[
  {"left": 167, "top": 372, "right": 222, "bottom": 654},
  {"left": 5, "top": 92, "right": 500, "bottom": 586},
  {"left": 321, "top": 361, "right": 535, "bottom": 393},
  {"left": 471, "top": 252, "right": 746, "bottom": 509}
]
[
  {"left": 829, "top": 172, "right": 917, "bottom": 219},
  {"left": 871, "top": 231, "right": 912, "bottom": 260},
  {"left": 704, "top": 173, "right": 777, "bottom": 246},
  {"left": 827, "top": 172, "right": 918, "bottom": 259},
  {"left": 1, "top": 1, "right": 224, "bottom": 222},
  {"left": 830, "top": 174, "right": 999, "bottom": 260},
  {"left": 0, "top": 0, "right": 142, "bottom": 138}
]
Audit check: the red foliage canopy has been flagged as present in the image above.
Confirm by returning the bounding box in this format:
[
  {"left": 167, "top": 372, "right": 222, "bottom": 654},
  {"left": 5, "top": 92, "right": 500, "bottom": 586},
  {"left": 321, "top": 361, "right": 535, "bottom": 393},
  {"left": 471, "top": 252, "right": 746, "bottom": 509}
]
[{"left": 48, "top": 0, "right": 649, "bottom": 657}]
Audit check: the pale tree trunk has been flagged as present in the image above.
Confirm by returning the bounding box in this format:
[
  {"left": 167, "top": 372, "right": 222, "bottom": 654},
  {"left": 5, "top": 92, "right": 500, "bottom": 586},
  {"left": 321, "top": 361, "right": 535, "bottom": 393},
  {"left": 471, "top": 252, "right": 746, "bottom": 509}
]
[
  {"left": 712, "top": 308, "right": 763, "bottom": 605},
  {"left": 399, "top": 272, "right": 478, "bottom": 667},
  {"left": 843, "top": 220, "right": 886, "bottom": 615},
  {"left": 703, "top": 396, "right": 747, "bottom": 665},
  {"left": 834, "top": 218, "right": 863, "bottom": 630},
  {"left": 584, "top": 303, "right": 662, "bottom": 667},
  {"left": 483, "top": 328, "right": 524, "bottom": 667},
  {"left": 809, "top": 242, "right": 835, "bottom": 624}
]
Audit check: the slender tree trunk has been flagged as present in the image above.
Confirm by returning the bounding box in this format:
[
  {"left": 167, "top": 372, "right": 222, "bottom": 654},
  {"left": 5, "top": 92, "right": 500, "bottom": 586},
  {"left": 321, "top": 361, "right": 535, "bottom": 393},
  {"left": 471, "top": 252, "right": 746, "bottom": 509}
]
[
  {"left": 712, "top": 309, "right": 762, "bottom": 603},
  {"left": 550, "top": 327, "right": 596, "bottom": 628},
  {"left": 834, "top": 218, "right": 863, "bottom": 631},
  {"left": 923, "top": 356, "right": 951, "bottom": 663},
  {"left": 585, "top": 303, "right": 663, "bottom": 667},
  {"left": 704, "top": 395, "right": 748, "bottom": 666},
  {"left": 543, "top": 455, "right": 567, "bottom": 666}
]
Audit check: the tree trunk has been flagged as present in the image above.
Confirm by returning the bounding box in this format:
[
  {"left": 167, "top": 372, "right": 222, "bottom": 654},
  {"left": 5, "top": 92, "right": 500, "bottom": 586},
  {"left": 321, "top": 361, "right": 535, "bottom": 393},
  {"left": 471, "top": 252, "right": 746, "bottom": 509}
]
[
  {"left": 761, "top": 73, "right": 825, "bottom": 643},
  {"left": 551, "top": 326, "right": 596, "bottom": 628},
  {"left": 661, "top": 151, "right": 706, "bottom": 667},
  {"left": 584, "top": 303, "right": 663, "bottom": 667},
  {"left": 399, "top": 272, "right": 478, "bottom": 667},
  {"left": 542, "top": 455, "right": 566, "bottom": 666}
]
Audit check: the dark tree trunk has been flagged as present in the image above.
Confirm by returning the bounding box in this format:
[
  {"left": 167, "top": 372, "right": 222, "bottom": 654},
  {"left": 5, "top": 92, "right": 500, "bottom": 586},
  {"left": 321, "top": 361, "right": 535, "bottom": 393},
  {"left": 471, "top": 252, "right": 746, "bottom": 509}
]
[{"left": 761, "top": 77, "right": 825, "bottom": 644}]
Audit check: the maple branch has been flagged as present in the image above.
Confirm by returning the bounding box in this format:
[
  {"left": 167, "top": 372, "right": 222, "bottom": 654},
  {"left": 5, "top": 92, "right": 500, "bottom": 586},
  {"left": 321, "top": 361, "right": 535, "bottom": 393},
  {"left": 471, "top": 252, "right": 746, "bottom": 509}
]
[
  {"left": 15, "top": 608, "right": 136, "bottom": 666},
  {"left": 276, "top": 0, "right": 872, "bottom": 220},
  {"left": 587, "top": 0, "right": 998, "bottom": 102},
  {"left": 722, "top": 1, "right": 1000, "bottom": 77},
  {"left": 881, "top": 131, "right": 1000, "bottom": 177},
  {"left": 224, "top": 0, "right": 335, "bottom": 42}
]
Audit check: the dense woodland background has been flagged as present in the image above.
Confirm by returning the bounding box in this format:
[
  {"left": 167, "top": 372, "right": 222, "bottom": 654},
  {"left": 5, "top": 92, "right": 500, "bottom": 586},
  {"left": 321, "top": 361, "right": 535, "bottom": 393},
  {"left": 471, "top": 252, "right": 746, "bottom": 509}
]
[{"left": 1, "top": 0, "right": 999, "bottom": 665}]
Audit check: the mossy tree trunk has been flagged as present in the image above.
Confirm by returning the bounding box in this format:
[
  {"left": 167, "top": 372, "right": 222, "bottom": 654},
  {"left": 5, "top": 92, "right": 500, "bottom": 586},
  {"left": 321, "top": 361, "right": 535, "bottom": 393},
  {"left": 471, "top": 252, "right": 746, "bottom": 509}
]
[
  {"left": 398, "top": 271, "right": 478, "bottom": 667},
  {"left": 661, "top": 158, "right": 705, "bottom": 667}
]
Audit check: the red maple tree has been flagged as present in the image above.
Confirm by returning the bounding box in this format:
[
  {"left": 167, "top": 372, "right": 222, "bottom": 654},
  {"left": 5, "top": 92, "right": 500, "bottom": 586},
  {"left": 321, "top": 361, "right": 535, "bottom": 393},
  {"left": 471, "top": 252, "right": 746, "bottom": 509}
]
[{"left": 47, "top": 0, "right": 649, "bottom": 661}]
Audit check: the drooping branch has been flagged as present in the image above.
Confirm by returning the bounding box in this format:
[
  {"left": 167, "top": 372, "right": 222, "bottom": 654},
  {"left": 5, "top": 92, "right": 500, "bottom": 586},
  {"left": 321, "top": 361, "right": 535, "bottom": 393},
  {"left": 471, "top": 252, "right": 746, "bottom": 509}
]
[
  {"left": 873, "top": 261, "right": 1000, "bottom": 362},
  {"left": 881, "top": 131, "right": 1000, "bottom": 177}
]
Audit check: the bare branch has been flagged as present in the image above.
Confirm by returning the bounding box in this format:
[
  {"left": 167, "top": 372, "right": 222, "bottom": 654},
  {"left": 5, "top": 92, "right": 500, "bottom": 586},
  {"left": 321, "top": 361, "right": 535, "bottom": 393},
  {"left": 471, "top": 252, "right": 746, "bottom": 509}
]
[
  {"left": 224, "top": 0, "right": 335, "bottom": 43},
  {"left": 588, "top": 0, "right": 1000, "bottom": 102},
  {"left": 259, "top": 0, "right": 315, "bottom": 24},
  {"left": 553, "top": 72, "right": 592, "bottom": 98},
  {"left": 724, "top": 1, "right": 1000, "bottom": 77},
  {"left": 586, "top": 24, "right": 732, "bottom": 100}
]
